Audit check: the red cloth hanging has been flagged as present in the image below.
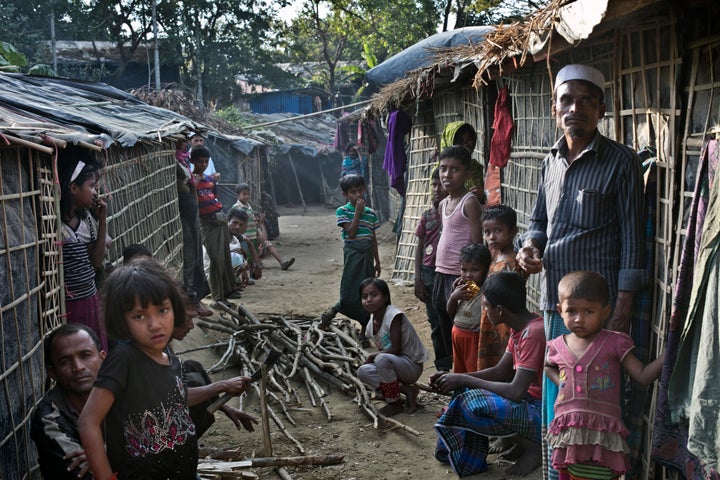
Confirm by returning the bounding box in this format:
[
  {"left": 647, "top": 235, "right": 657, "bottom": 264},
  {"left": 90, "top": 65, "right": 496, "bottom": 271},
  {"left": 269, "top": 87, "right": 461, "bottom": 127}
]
[{"left": 489, "top": 86, "right": 514, "bottom": 168}]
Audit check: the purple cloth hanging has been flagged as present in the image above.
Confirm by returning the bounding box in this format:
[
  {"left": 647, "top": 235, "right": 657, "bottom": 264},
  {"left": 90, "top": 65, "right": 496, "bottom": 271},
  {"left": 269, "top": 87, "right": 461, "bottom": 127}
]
[{"left": 383, "top": 110, "right": 412, "bottom": 196}]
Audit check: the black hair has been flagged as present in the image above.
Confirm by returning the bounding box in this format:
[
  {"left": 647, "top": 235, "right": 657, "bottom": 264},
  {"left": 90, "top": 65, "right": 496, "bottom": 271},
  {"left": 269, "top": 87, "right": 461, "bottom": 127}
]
[
  {"left": 190, "top": 146, "right": 211, "bottom": 160},
  {"left": 235, "top": 182, "right": 251, "bottom": 194},
  {"left": 459, "top": 243, "right": 491, "bottom": 268},
  {"left": 122, "top": 243, "right": 153, "bottom": 264},
  {"left": 228, "top": 207, "right": 249, "bottom": 223},
  {"left": 453, "top": 123, "right": 477, "bottom": 145},
  {"left": 439, "top": 145, "right": 472, "bottom": 169},
  {"left": 558, "top": 270, "right": 610, "bottom": 305},
  {"left": 339, "top": 173, "right": 365, "bottom": 193},
  {"left": 359, "top": 277, "right": 391, "bottom": 306},
  {"left": 44, "top": 323, "right": 101, "bottom": 367},
  {"left": 482, "top": 272, "right": 528, "bottom": 314},
  {"left": 58, "top": 147, "right": 100, "bottom": 219},
  {"left": 102, "top": 257, "right": 186, "bottom": 342},
  {"left": 431, "top": 167, "right": 440, "bottom": 180},
  {"left": 345, "top": 142, "right": 358, "bottom": 155},
  {"left": 481, "top": 204, "right": 517, "bottom": 229}
]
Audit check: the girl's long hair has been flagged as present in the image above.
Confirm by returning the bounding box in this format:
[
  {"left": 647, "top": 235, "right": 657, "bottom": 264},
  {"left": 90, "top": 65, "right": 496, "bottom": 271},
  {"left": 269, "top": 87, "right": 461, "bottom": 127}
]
[{"left": 102, "top": 258, "right": 186, "bottom": 342}]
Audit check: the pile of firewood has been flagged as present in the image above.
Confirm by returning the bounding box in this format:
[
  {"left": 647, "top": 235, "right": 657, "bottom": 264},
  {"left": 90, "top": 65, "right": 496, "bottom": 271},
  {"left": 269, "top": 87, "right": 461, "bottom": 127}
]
[{"left": 175, "top": 303, "right": 421, "bottom": 479}]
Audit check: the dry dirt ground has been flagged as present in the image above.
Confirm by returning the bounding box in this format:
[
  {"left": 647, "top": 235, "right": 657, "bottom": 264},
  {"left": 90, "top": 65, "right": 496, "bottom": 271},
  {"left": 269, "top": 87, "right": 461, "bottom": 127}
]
[{"left": 175, "top": 204, "right": 543, "bottom": 480}]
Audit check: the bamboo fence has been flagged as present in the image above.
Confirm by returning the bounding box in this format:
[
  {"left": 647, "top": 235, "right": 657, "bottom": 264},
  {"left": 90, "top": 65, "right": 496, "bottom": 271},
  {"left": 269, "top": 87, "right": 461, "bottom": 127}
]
[{"left": 0, "top": 145, "right": 60, "bottom": 479}]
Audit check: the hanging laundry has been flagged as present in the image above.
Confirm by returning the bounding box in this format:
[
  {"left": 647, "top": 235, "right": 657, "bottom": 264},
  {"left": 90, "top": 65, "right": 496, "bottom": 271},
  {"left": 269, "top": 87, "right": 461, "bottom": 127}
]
[
  {"left": 489, "top": 86, "right": 513, "bottom": 168},
  {"left": 383, "top": 110, "right": 412, "bottom": 196}
]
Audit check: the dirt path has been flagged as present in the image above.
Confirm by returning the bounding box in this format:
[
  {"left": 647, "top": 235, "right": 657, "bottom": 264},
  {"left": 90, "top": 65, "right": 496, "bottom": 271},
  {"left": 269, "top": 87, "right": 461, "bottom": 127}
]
[{"left": 175, "top": 205, "right": 543, "bottom": 480}]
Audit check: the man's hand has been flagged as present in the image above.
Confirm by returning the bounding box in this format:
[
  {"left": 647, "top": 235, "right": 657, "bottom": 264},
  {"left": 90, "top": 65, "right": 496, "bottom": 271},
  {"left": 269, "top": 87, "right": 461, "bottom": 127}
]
[
  {"left": 221, "top": 406, "right": 258, "bottom": 432},
  {"left": 64, "top": 449, "right": 90, "bottom": 478},
  {"left": 374, "top": 261, "right": 381, "bottom": 278},
  {"left": 606, "top": 291, "right": 634, "bottom": 333},
  {"left": 517, "top": 243, "right": 543, "bottom": 275}
]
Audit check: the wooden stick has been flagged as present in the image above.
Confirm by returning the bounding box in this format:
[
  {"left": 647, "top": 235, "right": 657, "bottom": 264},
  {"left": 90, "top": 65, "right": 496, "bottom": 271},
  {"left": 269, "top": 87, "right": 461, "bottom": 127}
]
[
  {"left": 260, "top": 365, "right": 272, "bottom": 457},
  {"left": 199, "top": 454, "right": 344, "bottom": 467},
  {"left": 274, "top": 467, "right": 292, "bottom": 479}
]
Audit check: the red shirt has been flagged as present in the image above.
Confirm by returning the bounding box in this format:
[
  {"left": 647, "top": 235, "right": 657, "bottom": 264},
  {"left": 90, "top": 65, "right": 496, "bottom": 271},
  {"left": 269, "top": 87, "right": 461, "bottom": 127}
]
[{"left": 506, "top": 315, "right": 545, "bottom": 400}]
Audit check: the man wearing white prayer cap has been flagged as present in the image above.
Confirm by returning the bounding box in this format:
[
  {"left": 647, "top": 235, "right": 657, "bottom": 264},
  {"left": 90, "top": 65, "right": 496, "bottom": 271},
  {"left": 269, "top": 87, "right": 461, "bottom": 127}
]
[{"left": 517, "top": 64, "right": 646, "bottom": 480}]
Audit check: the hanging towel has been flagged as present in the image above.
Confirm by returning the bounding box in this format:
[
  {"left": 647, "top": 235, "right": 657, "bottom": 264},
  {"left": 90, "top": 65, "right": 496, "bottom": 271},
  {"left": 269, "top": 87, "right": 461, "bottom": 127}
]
[{"left": 383, "top": 110, "right": 412, "bottom": 196}]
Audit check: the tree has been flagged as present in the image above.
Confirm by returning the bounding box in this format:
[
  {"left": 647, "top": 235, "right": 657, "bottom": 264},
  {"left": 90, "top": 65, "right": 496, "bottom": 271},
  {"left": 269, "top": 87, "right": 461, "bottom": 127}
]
[
  {"left": 282, "top": 0, "right": 441, "bottom": 103},
  {"left": 445, "top": 0, "right": 548, "bottom": 31}
]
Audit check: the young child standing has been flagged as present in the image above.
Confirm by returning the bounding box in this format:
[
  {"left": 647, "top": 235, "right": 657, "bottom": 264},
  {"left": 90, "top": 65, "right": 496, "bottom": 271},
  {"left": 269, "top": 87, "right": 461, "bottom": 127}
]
[
  {"left": 447, "top": 243, "right": 491, "bottom": 374},
  {"left": 545, "top": 271, "right": 664, "bottom": 480},
  {"left": 192, "top": 146, "right": 238, "bottom": 307},
  {"left": 414, "top": 168, "right": 450, "bottom": 372},
  {"left": 433, "top": 146, "right": 483, "bottom": 371},
  {"left": 478, "top": 204, "right": 521, "bottom": 370},
  {"left": 78, "top": 259, "right": 249, "bottom": 479},
  {"left": 321, "top": 174, "right": 381, "bottom": 348},
  {"left": 232, "top": 183, "right": 294, "bottom": 271},
  {"left": 59, "top": 154, "right": 109, "bottom": 351},
  {"left": 357, "top": 278, "right": 428, "bottom": 416}
]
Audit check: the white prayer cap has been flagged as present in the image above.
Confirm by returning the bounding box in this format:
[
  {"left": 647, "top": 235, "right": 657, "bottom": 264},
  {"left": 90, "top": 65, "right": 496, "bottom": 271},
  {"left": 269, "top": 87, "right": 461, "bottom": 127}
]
[{"left": 555, "top": 64, "right": 605, "bottom": 92}]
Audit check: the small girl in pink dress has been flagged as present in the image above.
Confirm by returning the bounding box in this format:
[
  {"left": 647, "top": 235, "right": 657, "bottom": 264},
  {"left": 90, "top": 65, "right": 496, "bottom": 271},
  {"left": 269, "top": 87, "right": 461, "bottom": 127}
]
[{"left": 545, "top": 271, "right": 664, "bottom": 480}]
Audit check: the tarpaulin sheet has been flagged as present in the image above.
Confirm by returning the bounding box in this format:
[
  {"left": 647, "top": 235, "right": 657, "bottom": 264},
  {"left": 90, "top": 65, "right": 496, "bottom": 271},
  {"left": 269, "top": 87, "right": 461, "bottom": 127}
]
[{"left": 365, "top": 26, "right": 495, "bottom": 86}]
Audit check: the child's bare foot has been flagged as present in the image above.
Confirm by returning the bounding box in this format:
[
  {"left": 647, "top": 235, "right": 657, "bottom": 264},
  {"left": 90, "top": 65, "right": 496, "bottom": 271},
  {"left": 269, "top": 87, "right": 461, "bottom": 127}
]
[
  {"left": 378, "top": 401, "right": 405, "bottom": 417},
  {"left": 504, "top": 437, "right": 541, "bottom": 477},
  {"left": 400, "top": 384, "right": 420, "bottom": 413}
]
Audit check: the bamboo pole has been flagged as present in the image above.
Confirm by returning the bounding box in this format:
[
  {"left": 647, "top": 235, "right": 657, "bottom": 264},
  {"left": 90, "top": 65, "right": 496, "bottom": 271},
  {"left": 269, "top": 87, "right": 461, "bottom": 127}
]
[{"left": 286, "top": 151, "right": 307, "bottom": 213}]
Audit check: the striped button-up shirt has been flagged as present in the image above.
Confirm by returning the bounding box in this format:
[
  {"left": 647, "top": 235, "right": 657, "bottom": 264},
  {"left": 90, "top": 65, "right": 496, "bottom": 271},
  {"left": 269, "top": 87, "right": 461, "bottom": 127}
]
[{"left": 524, "top": 132, "right": 646, "bottom": 310}]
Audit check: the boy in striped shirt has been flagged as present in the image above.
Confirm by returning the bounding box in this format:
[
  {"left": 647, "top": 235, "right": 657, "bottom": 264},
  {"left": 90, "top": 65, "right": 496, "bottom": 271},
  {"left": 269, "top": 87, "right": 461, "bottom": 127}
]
[
  {"left": 321, "top": 174, "right": 381, "bottom": 347},
  {"left": 192, "top": 146, "right": 239, "bottom": 307}
]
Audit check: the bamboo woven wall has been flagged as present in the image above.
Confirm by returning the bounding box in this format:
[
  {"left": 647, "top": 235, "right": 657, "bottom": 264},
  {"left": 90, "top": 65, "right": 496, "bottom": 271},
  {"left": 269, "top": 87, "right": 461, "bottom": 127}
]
[
  {"left": 614, "top": 17, "right": 680, "bottom": 479},
  {"left": 101, "top": 144, "right": 183, "bottom": 269},
  {"left": 0, "top": 146, "right": 61, "bottom": 480},
  {"left": 391, "top": 88, "right": 487, "bottom": 283},
  {"left": 391, "top": 103, "right": 439, "bottom": 283}
]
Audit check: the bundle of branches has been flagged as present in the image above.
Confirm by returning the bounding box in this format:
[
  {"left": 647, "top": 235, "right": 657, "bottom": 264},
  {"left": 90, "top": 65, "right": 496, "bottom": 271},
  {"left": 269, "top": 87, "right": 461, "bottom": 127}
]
[
  {"left": 131, "top": 83, "right": 243, "bottom": 136},
  {"left": 176, "top": 302, "right": 421, "bottom": 457}
]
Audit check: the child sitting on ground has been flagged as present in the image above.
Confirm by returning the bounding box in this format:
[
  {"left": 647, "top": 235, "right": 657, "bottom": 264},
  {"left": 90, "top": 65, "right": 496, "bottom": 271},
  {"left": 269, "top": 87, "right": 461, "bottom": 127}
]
[
  {"left": 414, "top": 167, "right": 450, "bottom": 372},
  {"left": 321, "top": 174, "right": 381, "bottom": 348},
  {"left": 226, "top": 209, "right": 262, "bottom": 284},
  {"left": 357, "top": 278, "right": 428, "bottom": 416},
  {"left": 232, "top": 183, "right": 294, "bottom": 271},
  {"left": 431, "top": 272, "right": 545, "bottom": 477},
  {"left": 447, "top": 243, "right": 491, "bottom": 374},
  {"left": 545, "top": 271, "right": 664, "bottom": 480}
]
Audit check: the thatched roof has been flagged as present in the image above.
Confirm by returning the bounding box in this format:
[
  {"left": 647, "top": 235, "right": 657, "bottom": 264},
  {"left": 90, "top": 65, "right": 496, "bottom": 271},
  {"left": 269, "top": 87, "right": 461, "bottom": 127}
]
[{"left": 367, "top": 0, "right": 646, "bottom": 116}]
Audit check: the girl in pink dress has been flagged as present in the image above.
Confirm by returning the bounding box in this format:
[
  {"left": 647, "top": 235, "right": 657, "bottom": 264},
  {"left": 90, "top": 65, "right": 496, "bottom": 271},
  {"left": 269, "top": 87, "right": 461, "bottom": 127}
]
[{"left": 545, "top": 271, "right": 664, "bottom": 480}]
